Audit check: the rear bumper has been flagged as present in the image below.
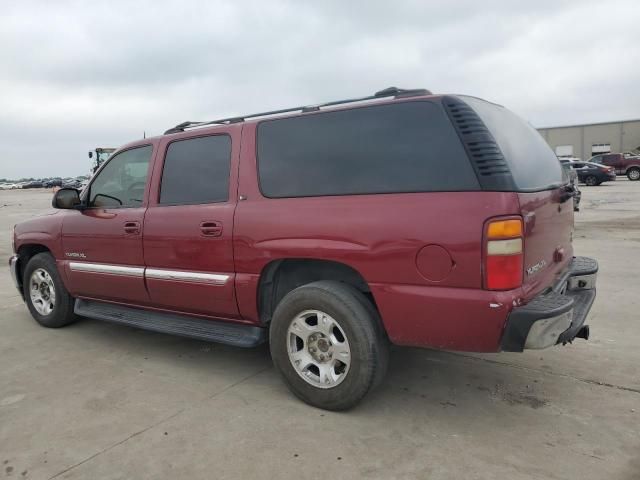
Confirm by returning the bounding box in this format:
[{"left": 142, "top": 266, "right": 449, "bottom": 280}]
[
  {"left": 9, "top": 254, "right": 23, "bottom": 298},
  {"left": 500, "top": 256, "right": 597, "bottom": 352},
  {"left": 573, "top": 189, "right": 582, "bottom": 211}
]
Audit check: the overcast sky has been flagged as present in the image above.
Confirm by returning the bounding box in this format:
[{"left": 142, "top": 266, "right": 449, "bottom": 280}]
[{"left": 1, "top": 0, "right": 639, "bottom": 179}]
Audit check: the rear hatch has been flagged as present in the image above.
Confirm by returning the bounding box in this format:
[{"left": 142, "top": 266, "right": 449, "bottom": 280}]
[{"left": 457, "top": 96, "right": 574, "bottom": 299}]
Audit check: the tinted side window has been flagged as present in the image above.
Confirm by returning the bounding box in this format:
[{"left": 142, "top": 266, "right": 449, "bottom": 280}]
[
  {"left": 89, "top": 145, "right": 152, "bottom": 208},
  {"left": 257, "top": 101, "right": 479, "bottom": 198},
  {"left": 461, "top": 96, "right": 563, "bottom": 191},
  {"left": 159, "top": 135, "right": 231, "bottom": 205}
]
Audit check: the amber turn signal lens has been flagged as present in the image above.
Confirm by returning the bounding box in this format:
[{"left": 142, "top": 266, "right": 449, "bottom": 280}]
[{"left": 487, "top": 219, "right": 523, "bottom": 239}]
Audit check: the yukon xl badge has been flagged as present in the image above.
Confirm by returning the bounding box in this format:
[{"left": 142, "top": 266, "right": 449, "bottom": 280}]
[
  {"left": 65, "top": 252, "right": 86, "bottom": 259},
  {"left": 526, "top": 259, "right": 547, "bottom": 276}
]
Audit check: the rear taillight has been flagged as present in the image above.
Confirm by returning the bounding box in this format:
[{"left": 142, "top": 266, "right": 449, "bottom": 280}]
[{"left": 484, "top": 218, "right": 523, "bottom": 290}]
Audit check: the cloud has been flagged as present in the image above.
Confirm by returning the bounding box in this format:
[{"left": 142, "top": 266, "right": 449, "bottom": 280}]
[{"left": 0, "top": 0, "right": 639, "bottom": 178}]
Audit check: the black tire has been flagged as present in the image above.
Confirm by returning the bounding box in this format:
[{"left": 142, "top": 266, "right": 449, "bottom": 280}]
[
  {"left": 585, "top": 175, "right": 598, "bottom": 186},
  {"left": 627, "top": 168, "right": 640, "bottom": 181},
  {"left": 269, "top": 280, "right": 389, "bottom": 411},
  {"left": 23, "top": 252, "right": 77, "bottom": 328}
]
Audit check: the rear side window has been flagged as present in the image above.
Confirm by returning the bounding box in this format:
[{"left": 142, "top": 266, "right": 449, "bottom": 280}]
[
  {"left": 159, "top": 135, "right": 231, "bottom": 205},
  {"left": 462, "top": 96, "right": 564, "bottom": 191},
  {"left": 257, "top": 101, "right": 479, "bottom": 198}
]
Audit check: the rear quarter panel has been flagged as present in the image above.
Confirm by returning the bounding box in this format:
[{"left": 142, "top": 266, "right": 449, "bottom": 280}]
[{"left": 233, "top": 123, "right": 523, "bottom": 351}]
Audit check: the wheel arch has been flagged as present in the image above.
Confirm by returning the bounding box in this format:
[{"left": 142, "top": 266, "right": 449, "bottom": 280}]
[
  {"left": 16, "top": 244, "right": 53, "bottom": 287},
  {"left": 257, "top": 258, "right": 377, "bottom": 325}
]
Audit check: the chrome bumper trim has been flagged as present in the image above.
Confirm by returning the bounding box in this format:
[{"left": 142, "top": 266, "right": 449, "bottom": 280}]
[
  {"left": 524, "top": 310, "right": 573, "bottom": 349},
  {"left": 567, "top": 272, "right": 597, "bottom": 291},
  {"left": 9, "top": 254, "right": 22, "bottom": 293}
]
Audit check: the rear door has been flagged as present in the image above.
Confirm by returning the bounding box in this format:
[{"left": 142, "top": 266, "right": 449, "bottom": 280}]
[
  {"left": 603, "top": 154, "right": 623, "bottom": 174},
  {"left": 461, "top": 97, "right": 574, "bottom": 299},
  {"left": 142, "top": 127, "right": 241, "bottom": 319},
  {"left": 62, "top": 144, "right": 154, "bottom": 304}
]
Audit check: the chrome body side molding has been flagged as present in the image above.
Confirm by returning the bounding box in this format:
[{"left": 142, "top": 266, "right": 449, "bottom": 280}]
[
  {"left": 69, "top": 262, "right": 145, "bottom": 277},
  {"left": 68, "top": 262, "right": 229, "bottom": 285}
]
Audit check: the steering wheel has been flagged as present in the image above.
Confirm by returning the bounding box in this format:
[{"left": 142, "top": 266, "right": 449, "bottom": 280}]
[{"left": 127, "top": 182, "right": 146, "bottom": 203}]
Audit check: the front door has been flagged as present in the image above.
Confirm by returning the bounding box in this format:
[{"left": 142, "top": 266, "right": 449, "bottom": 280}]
[
  {"left": 62, "top": 144, "right": 154, "bottom": 304},
  {"left": 142, "top": 129, "right": 240, "bottom": 319}
]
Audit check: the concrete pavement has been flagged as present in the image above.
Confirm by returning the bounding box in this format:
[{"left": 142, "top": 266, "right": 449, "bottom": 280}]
[{"left": 1, "top": 182, "right": 638, "bottom": 480}]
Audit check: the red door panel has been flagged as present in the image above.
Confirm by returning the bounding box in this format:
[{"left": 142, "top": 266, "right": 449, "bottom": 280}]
[
  {"left": 142, "top": 203, "right": 239, "bottom": 318},
  {"left": 61, "top": 208, "right": 148, "bottom": 303},
  {"left": 141, "top": 126, "right": 242, "bottom": 319}
]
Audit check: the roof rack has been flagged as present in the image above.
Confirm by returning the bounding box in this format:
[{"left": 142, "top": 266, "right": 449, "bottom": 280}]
[{"left": 163, "top": 86, "right": 432, "bottom": 134}]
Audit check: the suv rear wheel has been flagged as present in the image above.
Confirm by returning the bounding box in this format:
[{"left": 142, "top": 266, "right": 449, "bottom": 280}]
[
  {"left": 627, "top": 167, "right": 640, "bottom": 181},
  {"left": 269, "top": 280, "right": 389, "bottom": 410},
  {"left": 23, "top": 253, "right": 77, "bottom": 328}
]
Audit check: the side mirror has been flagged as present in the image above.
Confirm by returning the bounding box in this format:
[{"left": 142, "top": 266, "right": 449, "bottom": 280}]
[
  {"left": 88, "top": 151, "right": 93, "bottom": 159},
  {"left": 52, "top": 188, "right": 81, "bottom": 209}
]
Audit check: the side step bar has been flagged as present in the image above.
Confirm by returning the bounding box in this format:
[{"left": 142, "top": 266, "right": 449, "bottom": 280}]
[{"left": 74, "top": 299, "right": 266, "bottom": 348}]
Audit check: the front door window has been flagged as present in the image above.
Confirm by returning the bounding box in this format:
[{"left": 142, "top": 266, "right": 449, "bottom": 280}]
[{"left": 88, "top": 146, "right": 152, "bottom": 208}]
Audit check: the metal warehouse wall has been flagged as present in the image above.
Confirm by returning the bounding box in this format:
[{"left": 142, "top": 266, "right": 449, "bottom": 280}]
[{"left": 538, "top": 120, "right": 640, "bottom": 160}]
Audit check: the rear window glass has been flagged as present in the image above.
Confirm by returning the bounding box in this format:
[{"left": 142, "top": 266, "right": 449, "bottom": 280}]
[
  {"left": 462, "top": 97, "right": 564, "bottom": 191},
  {"left": 257, "top": 101, "right": 479, "bottom": 198},
  {"left": 159, "top": 135, "right": 231, "bottom": 205}
]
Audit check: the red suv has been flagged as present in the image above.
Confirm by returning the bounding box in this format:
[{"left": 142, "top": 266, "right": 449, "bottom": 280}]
[{"left": 9, "top": 87, "right": 597, "bottom": 410}]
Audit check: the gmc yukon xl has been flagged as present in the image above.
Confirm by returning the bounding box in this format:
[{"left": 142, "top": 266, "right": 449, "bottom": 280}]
[{"left": 9, "top": 87, "right": 597, "bottom": 410}]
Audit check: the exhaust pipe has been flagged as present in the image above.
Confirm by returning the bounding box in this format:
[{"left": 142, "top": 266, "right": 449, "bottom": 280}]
[{"left": 575, "top": 325, "right": 590, "bottom": 340}]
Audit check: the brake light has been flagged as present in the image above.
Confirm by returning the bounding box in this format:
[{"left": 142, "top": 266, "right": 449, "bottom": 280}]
[{"left": 484, "top": 218, "right": 524, "bottom": 290}]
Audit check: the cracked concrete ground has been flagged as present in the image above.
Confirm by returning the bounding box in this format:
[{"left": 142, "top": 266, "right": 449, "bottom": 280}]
[{"left": 1, "top": 181, "right": 639, "bottom": 480}]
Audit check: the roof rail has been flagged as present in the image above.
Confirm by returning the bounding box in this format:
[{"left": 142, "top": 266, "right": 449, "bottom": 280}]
[{"left": 163, "top": 86, "right": 432, "bottom": 134}]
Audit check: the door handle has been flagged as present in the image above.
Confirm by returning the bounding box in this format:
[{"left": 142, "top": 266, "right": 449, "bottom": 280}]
[
  {"left": 124, "top": 221, "right": 141, "bottom": 235},
  {"left": 200, "top": 221, "right": 223, "bottom": 237}
]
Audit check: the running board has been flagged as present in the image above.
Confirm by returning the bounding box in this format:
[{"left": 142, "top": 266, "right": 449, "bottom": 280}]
[{"left": 74, "top": 299, "right": 266, "bottom": 348}]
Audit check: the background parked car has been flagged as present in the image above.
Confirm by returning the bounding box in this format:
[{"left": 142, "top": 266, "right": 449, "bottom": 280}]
[
  {"left": 43, "top": 179, "right": 63, "bottom": 188},
  {"left": 20, "top": 180, "right": 44, "bottom": 189},
  {"left": 557, "top": 155, "right": 583, "bottom": 163},
  {"left": 589, "top": 153, "right": 640, "bottom": 181},
  {"left": 571, "top": 161, "right": 617, "bottom": 186},
  {"left": 61, "top": 179, "right": 81, "bottom": 189}
]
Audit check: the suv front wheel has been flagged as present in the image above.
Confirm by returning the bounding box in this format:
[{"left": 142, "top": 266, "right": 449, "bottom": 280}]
[
  {"left": 269, "top": 281, "right": 389, "bottom": 410},
  {"left": 627, "top": 167, "right": 640, "bottom": 181},
  {"left": 23, "top": 252, "right": 77, "bottom": 328}
]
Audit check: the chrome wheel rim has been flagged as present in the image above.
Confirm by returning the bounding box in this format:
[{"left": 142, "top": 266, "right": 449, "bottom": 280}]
[
  {"left": 29, "top": 268, "right": 56, "bottom": 316},
  {"left": 287, "top": 310, "right": 351, "bottom": 389},
  {"left": 630, "top": 170, "right": 640, "bottom": 180}
]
